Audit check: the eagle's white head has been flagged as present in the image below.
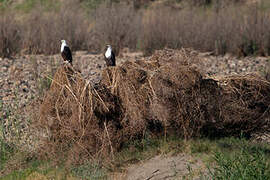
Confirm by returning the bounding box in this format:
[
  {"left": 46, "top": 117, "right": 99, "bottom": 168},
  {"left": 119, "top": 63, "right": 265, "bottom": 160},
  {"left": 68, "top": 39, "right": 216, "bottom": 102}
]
[
  {"left": 61, "top": 40, "right": 67, "bottom": 52},
  {"left": 106, "top": 45, "right": 112, "bottom": 50}
]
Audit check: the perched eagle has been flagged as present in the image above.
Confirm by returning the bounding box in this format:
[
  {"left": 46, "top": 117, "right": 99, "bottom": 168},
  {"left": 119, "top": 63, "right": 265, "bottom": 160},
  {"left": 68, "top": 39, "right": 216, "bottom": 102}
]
[
  {"left": 61, "top": 40, "right": 73, "bottom": 65},
  {"left": 104, "top": 45, "right": 116, "bottom": 66}
]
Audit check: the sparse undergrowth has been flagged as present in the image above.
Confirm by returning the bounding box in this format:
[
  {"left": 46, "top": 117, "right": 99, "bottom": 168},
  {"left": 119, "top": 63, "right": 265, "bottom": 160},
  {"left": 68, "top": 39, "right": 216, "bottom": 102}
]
[
  {"left": 1, "top": 136, "right": 270, "bottom": 179},
  {"left": 208, "top": 138, "right": 270, "bottom": 179}
]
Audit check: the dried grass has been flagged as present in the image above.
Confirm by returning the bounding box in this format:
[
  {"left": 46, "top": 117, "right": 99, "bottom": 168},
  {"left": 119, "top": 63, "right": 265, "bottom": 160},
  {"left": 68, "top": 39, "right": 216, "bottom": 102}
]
[
  {"left": 0, "top": 13, "right": 21, "bottom": 57},
  {"left": 37, "top": 49, "right": 270, "bottom": 165},
  {"left": 21, "top": 3, "right": 89, "bottom": 55},
  {"left": 141, "top": 4, "right": 270, "bottom": 56},
  {"left": 38, "top": 65, "right": 122, "bottom": 164},
  {"left": 215, "top": 74, "right": 270, "bottom": 136},
  {"left": 93, "top": 2, "right": 141, "bottom": 55},
  {"left": 1, "top": 1, "right": 270, "bottom": 57}
]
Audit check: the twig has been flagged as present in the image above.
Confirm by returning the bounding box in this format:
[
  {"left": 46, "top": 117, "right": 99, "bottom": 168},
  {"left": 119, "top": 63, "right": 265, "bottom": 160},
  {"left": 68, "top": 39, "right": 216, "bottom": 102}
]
[
  {"left": 145, "top": 169, "right": 160, "bottom": 180},
  {"left": 91, "top": 85, "right": 109, "bottom": 112},
  {"left": 104, "top": 122, "right": 114, "bottom": 161},
  {"left": 55, "top": 87, "right": 64, "bottom": 124}
]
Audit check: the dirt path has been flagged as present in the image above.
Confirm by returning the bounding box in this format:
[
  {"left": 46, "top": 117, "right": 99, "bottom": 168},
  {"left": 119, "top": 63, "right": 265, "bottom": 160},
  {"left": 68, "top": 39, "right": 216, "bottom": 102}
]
[{"left": 111, "top": 154, "right": 207, "bottom": 180}]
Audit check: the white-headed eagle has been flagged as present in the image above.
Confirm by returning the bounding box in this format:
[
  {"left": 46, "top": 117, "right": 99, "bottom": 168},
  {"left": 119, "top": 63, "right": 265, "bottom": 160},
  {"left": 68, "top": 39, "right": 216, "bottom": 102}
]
[
  {"left": 104, "top": 45, "right": 116, "bottom": 66},
  {"left": 61, "top": 40, "right": 73, "bottom": 66}
]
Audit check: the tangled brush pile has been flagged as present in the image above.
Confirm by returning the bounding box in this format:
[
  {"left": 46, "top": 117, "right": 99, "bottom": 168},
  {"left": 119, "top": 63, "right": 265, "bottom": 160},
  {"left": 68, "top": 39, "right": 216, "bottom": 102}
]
[{"left": 38, "top": 49, "right": 270, "bottom": 164}]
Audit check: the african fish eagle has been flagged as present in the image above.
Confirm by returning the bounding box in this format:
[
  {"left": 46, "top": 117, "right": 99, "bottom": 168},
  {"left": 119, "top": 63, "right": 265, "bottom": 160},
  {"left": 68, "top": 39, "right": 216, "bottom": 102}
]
[
  {"left": 61, "top": 40, "right": 73, "bottom": 65},
  {"left": 104, "top": 45, "right": 116, "bottom": 66}
]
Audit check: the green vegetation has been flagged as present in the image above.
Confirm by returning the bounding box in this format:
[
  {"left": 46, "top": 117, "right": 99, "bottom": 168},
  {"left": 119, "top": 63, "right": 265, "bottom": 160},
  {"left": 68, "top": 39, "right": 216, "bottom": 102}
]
[
  {"left": 82, "top": 0, "right": 106, "bottom": 10},
  {"left": 15, "top": 0, "right": 36, "bottom": 12},
  {"left": 184, "top": 137, "right": 270, "bottom": 179},
  {"left": 209, "top": 138, "right": 270, "bottom": 179},
  {"left": 211, "top": 150, "right": 270, "bottom": 179},
  {"left": 260, "top": 0, "right": 270, "bottom": 11},
  {"left": 0, "top": 0, "right": 11, "bottom": 11},
  {"left": 0, "top": 140, "right": 13, "bottom": 171},
  {"left": 14, "top": 0, "right": 60, "bottom": 12},
  {"left": 70, "top": 162, "right": 107, "bottom": 180},
  {"left": 1, "top": 136, "right": 270, "bottom": 179},
  {"left": 0, "top": 100, "right": 3, "bottom": 140}
]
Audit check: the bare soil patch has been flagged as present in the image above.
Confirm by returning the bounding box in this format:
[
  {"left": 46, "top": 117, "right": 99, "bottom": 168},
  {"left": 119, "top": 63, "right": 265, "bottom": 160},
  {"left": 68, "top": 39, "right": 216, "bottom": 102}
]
[
  {"left": 110, "top": 153, "right": 206, "bottom": 180},
  {"left": 123, "top": 154, "right": 205, "bottom": 180}
]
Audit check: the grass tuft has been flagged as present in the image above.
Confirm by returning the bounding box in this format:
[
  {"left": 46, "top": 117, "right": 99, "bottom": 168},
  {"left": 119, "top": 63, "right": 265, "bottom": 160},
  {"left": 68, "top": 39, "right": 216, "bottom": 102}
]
[
  {"left": 207, "top": 138, "right": 270, "bottom": 179},
  {"left": 70, "top": 162, "right": 107, "bottom": 180}
]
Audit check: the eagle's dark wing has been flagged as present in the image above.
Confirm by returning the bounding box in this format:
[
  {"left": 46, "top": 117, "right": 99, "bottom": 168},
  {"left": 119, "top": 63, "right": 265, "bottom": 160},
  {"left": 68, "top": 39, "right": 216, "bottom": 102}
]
[
  {"left": 61, "top": 46, "right": 73, "bottom": 64},
  {"left": 111, "top": 50, "right": 116, "bottom": 66},
  {"left": 104, "top": 52, "right": 116, "bottom": 67}
]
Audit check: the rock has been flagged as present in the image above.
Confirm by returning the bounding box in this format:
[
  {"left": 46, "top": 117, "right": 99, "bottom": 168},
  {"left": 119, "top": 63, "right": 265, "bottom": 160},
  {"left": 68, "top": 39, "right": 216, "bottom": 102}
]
[{"left": 22, "top": 88, "right": 28, "bottom": 93}]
